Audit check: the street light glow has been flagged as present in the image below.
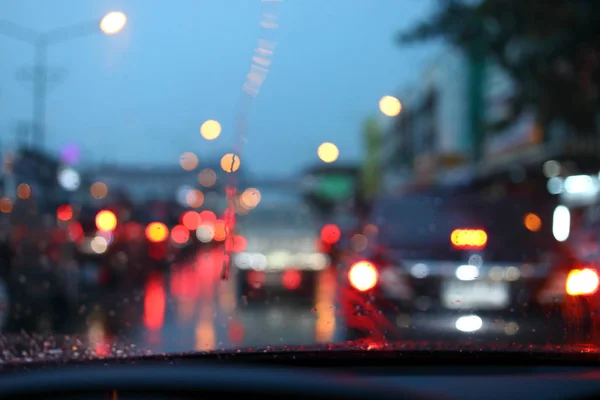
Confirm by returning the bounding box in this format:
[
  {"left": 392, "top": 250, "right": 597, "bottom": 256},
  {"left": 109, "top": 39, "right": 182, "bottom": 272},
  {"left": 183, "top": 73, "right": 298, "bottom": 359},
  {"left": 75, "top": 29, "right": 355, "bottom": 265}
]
[
  {"left": 100, "top": 11, "right": 127, "bottom": 35},
  {"left": 379, "top": 95, "right": 402, "bottom": 117},
  {"left": 317, "top": 142, "right": 339, "bottom": 163},
  {"left": 200, "top": 120, "right": 222, "bottom": 140}
]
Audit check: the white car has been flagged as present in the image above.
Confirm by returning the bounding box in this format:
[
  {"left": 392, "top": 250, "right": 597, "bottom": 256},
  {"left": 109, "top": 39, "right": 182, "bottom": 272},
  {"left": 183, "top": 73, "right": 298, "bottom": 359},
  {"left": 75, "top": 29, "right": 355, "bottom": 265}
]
[{"left": 234, "top": 204, "right": 329, "bottom": 304}]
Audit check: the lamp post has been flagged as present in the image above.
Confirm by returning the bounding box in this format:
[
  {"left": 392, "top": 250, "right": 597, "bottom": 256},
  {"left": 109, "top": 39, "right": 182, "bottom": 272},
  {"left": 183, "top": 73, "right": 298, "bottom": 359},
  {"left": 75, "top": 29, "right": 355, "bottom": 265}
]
[{"left": 0, "top": 12, "right": 127, "bottom": 150}]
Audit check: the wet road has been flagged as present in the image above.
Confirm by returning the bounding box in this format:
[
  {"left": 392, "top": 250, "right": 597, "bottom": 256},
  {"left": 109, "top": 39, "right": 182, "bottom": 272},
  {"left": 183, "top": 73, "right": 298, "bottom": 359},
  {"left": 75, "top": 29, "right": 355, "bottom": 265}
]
[
  {"left": 0, "top": 246, "right": 584, "bottom": 360},
  {"left": 132, "top": 247, "right": 341, "bottom": 353}
]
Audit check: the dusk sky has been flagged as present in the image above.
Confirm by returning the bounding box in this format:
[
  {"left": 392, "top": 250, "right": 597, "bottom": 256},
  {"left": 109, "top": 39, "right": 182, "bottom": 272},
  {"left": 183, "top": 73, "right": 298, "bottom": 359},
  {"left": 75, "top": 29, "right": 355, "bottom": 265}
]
[{"left": 0, "top": 0, "right": 440, "bottom": 177}]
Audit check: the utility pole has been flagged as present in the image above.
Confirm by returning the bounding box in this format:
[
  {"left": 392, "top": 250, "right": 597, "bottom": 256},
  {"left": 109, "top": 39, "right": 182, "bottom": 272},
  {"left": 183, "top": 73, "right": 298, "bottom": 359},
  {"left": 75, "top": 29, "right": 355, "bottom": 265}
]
[
  {"left": 1, "top": 12, "right": 127, "bottom": 150},
  {"left": 32, "top": 42, "right": 48, "bottom": 149}
]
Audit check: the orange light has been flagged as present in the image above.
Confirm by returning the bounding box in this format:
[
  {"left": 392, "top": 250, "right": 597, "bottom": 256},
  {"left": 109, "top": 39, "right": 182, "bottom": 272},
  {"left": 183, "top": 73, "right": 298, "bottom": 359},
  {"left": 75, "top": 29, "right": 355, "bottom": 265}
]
[
  {"left": 171, "top": 224, "right": 190, "bottom": 244},
  {"left": 566, "top": 268, "right": 599, "bottom": 296},
  {"left": 321, "top": 224, "right": 341, "bottom": 245},
  {"left": 57, "top": 204, "right": 73, "bottom": 221},
  {"left": 524, "top": 213, "right": 542, "bottom": 232},
  {"left": 348, "top": 261, "right": 378, "bottom": 292},
  {"left": 95, "top": 210, "right": 117, "bottom": 231},
  {"left": 450, "top": 228, "right": 487, "bottom": 249},
  {"left": 146, "top": 222, "right": 169, "bottom": 243},
  {"left": 181, "top": 211, "right": 201, "bottom": 230},
  {"left": 17, "top": 183, "right": 31, "bottom": 200},
  {"left": 213, "top": 220, "right": 227, "bottom": 242}
]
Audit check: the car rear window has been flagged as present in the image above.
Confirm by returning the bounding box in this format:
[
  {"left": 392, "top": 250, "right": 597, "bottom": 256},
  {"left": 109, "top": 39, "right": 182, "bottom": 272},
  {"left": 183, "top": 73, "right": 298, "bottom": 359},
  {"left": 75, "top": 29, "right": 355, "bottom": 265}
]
[{"left": 370, "top": 194, "right": 557, "bottom": 262}]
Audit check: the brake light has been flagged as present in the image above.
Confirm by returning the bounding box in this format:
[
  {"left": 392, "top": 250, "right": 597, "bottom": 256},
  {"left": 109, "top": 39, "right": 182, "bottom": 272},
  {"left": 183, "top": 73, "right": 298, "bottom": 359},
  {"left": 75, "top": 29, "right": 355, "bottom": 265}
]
[
  {"left": 566, "top": 268, "right": 599, "bottom": 296},
  {"left": 146, "top": 222, "right": 169, "bottom": 243},
  {"left": 95, "top": 210, "right": 117, "bottom": 232},
  {"left": 348, "top": 261, "right": 378, "bottom": 292},
  {"left": 450, "top": 228, "right": 487, "bottom": 250}
]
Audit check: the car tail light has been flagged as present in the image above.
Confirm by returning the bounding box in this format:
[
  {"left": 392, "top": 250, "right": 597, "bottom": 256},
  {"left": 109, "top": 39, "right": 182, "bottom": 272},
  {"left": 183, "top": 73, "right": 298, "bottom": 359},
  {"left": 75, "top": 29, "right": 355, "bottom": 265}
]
[
  {"left": 348, "top": 261, "right": 378, "bottom": 292},
  {"left": 450, "top": 228, "right": 487, "bottom": 250},
  {"left": 566, "top": 268, "right": 599, "bottom": 296}
]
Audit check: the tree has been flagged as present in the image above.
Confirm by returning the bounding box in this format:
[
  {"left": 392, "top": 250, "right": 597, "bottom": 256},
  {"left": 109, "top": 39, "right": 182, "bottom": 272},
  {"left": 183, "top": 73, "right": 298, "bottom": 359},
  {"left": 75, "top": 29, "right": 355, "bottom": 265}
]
[
  {"left": 361, "top": 117, "right": 383, "bottom": 198},
  {"left": 400, "top": 0, "right": 600, "bottom": 135}
]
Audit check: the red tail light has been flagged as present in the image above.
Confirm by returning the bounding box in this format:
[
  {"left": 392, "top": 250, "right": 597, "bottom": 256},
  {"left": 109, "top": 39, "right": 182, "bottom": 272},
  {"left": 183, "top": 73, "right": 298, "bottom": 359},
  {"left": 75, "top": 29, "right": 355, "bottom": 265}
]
[
  {"left": 566, "top": 268, "right": 599, "bottom": 296},
  {"left": 348, "top": 261, "right": 378, "bottom": 292},
  {"left": 450, "top": 228, "right": 487, "bottom": 250}
]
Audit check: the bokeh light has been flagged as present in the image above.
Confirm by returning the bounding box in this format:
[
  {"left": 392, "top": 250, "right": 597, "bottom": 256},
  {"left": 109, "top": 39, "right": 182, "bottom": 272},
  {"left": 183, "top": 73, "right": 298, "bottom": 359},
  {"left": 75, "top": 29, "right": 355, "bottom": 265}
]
[
  {"left": 90, "top": 182, "right": 108, "bottom": 199},
  {"left": 240, "top": 188, "right": 261, "bottom": 209},
  {"left": 524, "top": 213, "right": 542, "bottom": 232},
  {"left": 378, "top": 95, "right": 402, "bottom": 117},
  {"left": 146, "top": 222, "right": 169, "bottom": 243},
  {"left": 320, "top": 224, "right": 341, "bottom": 244},
  {"left": 17, "top": 183, "right": 31, "bottom": 200},
  {"left": 198, "top": 168, "right": 217, "bottom": 187},
  {"left": 96, "top": 210, "right": 118, "bottom": 232},
  {"left": 186, "top": 189, "right": 204, "bottom": 208},
  {"left": 199, "top": 210, "right": 217, "bottom": 225},
  {"left": 60, "top": 143, "right": 81, "bottom": 165},
  {"left": 200, "top": 120, "right": 222, "bottom": 140},
  {"left": 213, "top": 220, "right": 227, "bottom": 242},
  {"left": 57, "top": 204, "right": 73, "bottom": 221},
  {"left": 196, "top": 225, "right": 215, "bottom": 243},
  {"left": 100, "top": 11, "right": 127, "bottom": 35},
  {"left": 181, "top": 211, "right": 201, "bottom": 230},
  {"left": 171, "top": 225, "right": 190, "bottom": 245},
  {"left": 0, "top": 198, "right": 13, "bottom": 214},
  {"left": 58, "top": 167, "right": 81, "bottom": 191},
  {"left": 91, "top": 236, "right": 109, "bottom": 254},
  {"left": 220, "top": 153, "right": 240, "bottom": 173},
  {"left": 179, "top": 152, "right": 199, "bottom": 171},
  {"left": 317, "top": 143, "right": 339, "bottom": 163}
]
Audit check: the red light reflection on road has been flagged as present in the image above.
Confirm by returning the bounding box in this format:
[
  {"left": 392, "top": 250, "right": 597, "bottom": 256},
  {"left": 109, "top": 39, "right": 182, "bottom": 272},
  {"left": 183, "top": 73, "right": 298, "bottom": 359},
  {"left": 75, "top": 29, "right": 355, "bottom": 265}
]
[
  {"left": 144, "top": 274, "right": 166, "bottom": 331},
  {"left": 228, "top": 319, "right": 245, "bottom": 346}
]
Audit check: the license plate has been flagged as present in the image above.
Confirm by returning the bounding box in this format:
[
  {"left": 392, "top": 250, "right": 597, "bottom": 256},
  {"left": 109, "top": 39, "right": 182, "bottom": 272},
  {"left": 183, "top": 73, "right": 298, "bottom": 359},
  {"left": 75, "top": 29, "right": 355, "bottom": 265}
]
[{"left": 441, "top": 280, "right": 509, "bottom": 310}]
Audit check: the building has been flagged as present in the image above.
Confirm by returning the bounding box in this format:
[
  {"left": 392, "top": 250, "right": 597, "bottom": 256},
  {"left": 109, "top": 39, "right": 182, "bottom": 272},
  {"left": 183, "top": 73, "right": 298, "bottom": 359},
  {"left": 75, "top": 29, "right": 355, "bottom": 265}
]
[{"left": 85, "top": 160, "right": 249, "bottom": 213}]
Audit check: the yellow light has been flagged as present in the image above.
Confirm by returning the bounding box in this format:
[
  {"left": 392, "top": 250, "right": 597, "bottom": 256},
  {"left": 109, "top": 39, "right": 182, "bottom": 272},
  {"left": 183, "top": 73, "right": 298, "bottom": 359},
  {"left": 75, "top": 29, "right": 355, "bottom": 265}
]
[
  {"left": 379, "top": 95, "right": 402, "bottom": 117},
  {"left": 90, "top": 182, "right": 108, "bottom": 199},
  {"left": 348, "top": 261, "right": 378, "bottom": 292},
  {"left": 566, "top": 268, "right": 600, "bottom": 296},
  {"left": 317, "top": 142, "right": 339, "bottom": 163},
  {"left": 146, "top": 222, "right": 169, "bottom": 243},
  {"left": 220, "top": 153, "right": 240, "bottom": 173},
  {"left": 95, "top": 210, "right": 117, "bottom": 232},
  {"left": 200, "top": 120, "right": 222, "bottom": 140},
  {"left": 100, "top": 11, "right": 127, "bottom": 35},
  {"left": 179, "top": 152, "right": 198, "bottom": 171}
]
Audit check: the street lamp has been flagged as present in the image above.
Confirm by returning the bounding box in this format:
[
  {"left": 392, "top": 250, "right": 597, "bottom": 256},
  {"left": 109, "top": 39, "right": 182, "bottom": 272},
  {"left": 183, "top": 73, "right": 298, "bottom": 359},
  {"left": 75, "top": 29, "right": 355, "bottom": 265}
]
[{"left": 0, "top": 11, "right": 127, "bottom": 150}]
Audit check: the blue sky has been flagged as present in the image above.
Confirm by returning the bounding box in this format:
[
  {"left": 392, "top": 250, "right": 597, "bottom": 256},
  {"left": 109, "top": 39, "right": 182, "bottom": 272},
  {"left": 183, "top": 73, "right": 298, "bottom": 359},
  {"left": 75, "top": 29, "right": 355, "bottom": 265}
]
[{"left": 0, "top": 0, "right": 439, "bottom": 177}]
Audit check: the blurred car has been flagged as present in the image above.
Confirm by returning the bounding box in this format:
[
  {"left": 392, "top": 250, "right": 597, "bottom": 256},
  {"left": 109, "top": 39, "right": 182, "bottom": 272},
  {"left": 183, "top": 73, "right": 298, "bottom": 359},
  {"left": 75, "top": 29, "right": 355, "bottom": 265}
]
[
  {"left": 540, "top": 202, "right": 600, "bottom": 344},
  {"left": 233, "top": 203, "right": 329, "bottom": 304},
  {"left": 338, "top": 192, "right": 572, "bottom": 343}
]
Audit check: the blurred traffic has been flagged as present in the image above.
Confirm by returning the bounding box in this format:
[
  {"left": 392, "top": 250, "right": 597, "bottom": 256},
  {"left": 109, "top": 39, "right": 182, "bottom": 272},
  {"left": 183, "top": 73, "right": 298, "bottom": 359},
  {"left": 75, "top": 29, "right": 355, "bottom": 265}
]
[{"left": 1, "top": 1, "right": 600, "bottom": 360}]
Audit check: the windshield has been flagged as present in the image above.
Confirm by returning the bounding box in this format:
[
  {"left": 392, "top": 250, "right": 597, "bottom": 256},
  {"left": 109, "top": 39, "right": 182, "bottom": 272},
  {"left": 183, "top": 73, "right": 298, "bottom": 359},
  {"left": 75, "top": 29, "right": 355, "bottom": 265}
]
[{"left": 0, "top": 0, "right": 599, "bottom": 363}]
